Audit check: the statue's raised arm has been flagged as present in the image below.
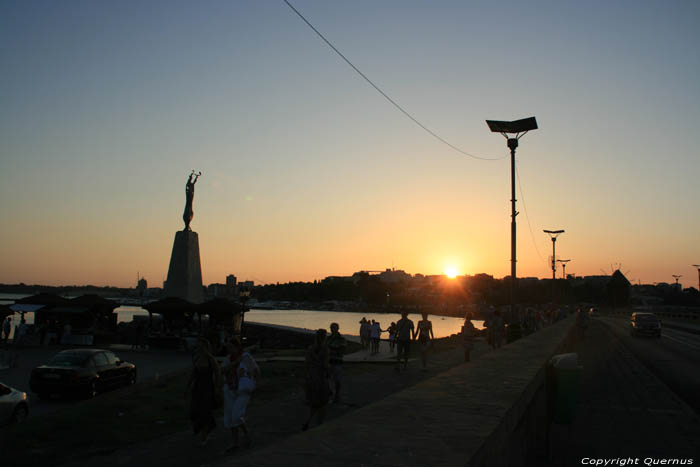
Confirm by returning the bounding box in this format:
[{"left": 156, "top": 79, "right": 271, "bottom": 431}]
[{"left": 183, "top": 171, "right": 202, "bottom": 231}]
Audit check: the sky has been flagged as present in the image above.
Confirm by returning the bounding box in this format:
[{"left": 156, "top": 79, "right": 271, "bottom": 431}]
[{"left": 1, "top": 0, "right": 699, "bottom": 288}]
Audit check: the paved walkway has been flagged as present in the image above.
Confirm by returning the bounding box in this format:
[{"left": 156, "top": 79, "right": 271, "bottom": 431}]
[
  {"left": 552, "top": 319, "right": 700, "bottom": 465},
  {"left": 60, "top": 338, "right": 490, "bottom": 467}
]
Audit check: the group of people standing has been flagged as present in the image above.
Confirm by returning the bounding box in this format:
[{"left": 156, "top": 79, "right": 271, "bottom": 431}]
[
  {"left": 358, "top": 312, "right": 435, "bottom": 368},
  {"left": 186, "top": 322, "right": 350, "bottom": 450},
  {"left": 186, "top": 336, "right": 260, "bottom": 453},
  {"left": 358, "top": 318, "right": 385, "bottom": 354},
  {"left": 303, "top": 322, "right": 347, "bottom": 430}
]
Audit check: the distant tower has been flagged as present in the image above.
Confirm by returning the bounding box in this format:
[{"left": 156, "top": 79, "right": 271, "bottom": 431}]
[
  {"left": 226, "top": 274, "right": 238, "bottom": 297},
  {"left": 136, "top": 277, "right": 148, "bottom": 296}
]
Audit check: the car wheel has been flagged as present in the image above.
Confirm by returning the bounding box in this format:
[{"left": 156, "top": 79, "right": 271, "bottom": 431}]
[
  {"left": 11, "top": 404, "right": 28, "bottom": 424},
  {"left": 87, "top": 380, "right": 98, "bottom": 399}
]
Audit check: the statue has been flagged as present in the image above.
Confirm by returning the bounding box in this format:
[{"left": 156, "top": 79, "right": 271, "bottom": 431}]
[{"left": 183, "top": 170, "right": 201, "bottom": 231}]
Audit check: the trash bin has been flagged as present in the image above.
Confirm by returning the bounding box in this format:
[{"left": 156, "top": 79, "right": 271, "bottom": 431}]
[{"left": 548, "top": 353, "right": 581, "bottom": 424}]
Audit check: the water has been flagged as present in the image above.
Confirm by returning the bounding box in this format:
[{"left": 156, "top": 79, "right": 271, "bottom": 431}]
[
  {"left": 0, "top": 294, "right": 483, "bottom": 338},
  {"left": 244, "top": 309, "right": 484, "bottom": 338}
]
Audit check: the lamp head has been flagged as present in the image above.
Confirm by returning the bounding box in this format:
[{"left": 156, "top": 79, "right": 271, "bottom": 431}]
[{"left": 486, "top": 117, "right": 538, "bottom": 134}]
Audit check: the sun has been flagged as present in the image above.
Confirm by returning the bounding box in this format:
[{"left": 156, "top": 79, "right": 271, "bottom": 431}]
[{"left": 445, "top": 266, "right": 459, "bottom": 279}]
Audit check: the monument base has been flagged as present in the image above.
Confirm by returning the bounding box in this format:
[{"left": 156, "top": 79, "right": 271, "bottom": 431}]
[{"left": 163, "top": 230, "right": 204, "bottom": 304}]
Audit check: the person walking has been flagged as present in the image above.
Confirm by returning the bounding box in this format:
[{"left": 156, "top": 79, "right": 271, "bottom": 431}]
[
  {"left": 303, "top": 329, "right": 330, "bottom": 431},
  {"left": 326, "top": 322, "right": 346, "bottom": 404},
  {"left": 370, "top": 320, "right": 384, "bottom": 355},
  {"left": 60, "top": 322, "right": 72, "bottom": 346},
  {"left": 394, "top": 311, "right": 414, "bottom": 371},
  {"left": 186, "top": 337, "right": 221, "bottom": 446},
  {"left": 16, "top": 319, "right": 28, "bottom": 347},
  {"left": 387, "top": 322, "right": 397, "bottom": 353},
  {"left": 461, "top": 313, "right": 476, "bottom": 362},
  {"left": 493, "top": 310, "right": 506, "bottom": 349},
  {"left": 222, "top": 338, "right": 260, "bottom": 454},
  {"left": 359, "top": 318, "right": 369, "bottom": 352},
  {"left": 2, "top": 316, "right": 11, "bottom": 344},
  {"left": 415, "top": 312, "right": 434, "bottom": 370}
]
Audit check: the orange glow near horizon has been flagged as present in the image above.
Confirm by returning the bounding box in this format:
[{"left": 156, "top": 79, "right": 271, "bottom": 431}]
[{"left": 445, "top": 266, "right": 459, "bottom": 279}]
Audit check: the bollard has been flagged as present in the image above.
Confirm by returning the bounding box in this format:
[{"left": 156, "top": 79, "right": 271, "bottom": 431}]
[{"left": 548, "top": 353, "right": 581, "bottom": 424}]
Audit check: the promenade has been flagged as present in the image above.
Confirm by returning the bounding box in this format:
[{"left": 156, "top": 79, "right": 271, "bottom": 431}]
[{"left": 5, "top": 316, "right": 698, "bottom": 466}]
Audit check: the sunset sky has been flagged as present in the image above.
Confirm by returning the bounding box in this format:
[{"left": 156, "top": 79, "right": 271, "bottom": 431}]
[{"left": 1, "top": 1, "right": 699, "bottom": 288}]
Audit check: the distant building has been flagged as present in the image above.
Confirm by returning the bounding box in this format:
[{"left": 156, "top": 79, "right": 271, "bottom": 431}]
[
  {"left": 136, "top": 277, "right": 147, "bottom": 297},
  {"left": 226, "top": 275, "right": 237, "bottom": 288},
  {"left": 379, "top": 268, "right": 410, "bottom": 284}
]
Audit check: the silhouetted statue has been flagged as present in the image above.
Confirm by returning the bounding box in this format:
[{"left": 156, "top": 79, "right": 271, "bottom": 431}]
[{"left": 183, "top": 171, "right": 201, "bottom": 231}]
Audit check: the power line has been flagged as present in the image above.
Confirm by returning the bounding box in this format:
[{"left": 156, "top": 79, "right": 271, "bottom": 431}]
[
  {"left": 516, "top": 166, "right": 547, "bottom": 267},
  {"left": 282, "top": 0, "right": 505, "bottom": 162}
]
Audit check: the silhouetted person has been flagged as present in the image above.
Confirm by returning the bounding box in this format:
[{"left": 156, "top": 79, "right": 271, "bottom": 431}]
[
  {"left": 326, "top": 323, "right": 346, "bottom": 403},
  {"left": 395, "top": 311, "right": 414, "bottom": 371},
  {"left": 461, "top": 313, "right": 476, "bottom": 362},
  {"left": 303, "top": 329, "right": 329, "bottom": 430},
  {"left": 2, "top": 317, "right": 10, "bottom": 344},
  {"left": 415, "top": 312, "right": 434, "bottom": 370},
  {"left": 370, "top": 320, "right": 384, "bottom": 354},
  {"left": 359, "top": 318, "right": 370, "bottom": 351},
  {"left": 387, "top": 321, "right": 397, "bottom": 352},
  {"left": 222, "top": 338, "right": 259, "bottom": 453},
  {"left": 186, "top": 337, "right": 221, "bottom": 446}
]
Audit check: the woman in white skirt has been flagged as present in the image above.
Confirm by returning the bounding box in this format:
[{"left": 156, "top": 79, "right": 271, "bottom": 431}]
[{"left": 222, "top": 338, "right": 260, "bottom": 454}]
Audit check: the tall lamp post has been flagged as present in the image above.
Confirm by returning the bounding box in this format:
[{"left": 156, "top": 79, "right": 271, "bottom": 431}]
[
  {"left": 557, "top": 259, "right": 571, "bottom": 279},
  {"left": 672, "top": 275, "right": 682, "bottom": 290},
  {"left": 692, "top": 265, "right": 700, "bottom": 291},
  {"left": 486, "top": 116, "right": 538, "bottom": 314},
  {"left": 544, "top": 230, "right": 565, "bottom": 279}
]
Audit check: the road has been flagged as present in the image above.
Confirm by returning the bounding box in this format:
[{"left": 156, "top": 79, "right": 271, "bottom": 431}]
[
  {"left": 600, "top": 316, "right": 700, "bottom": 413},
  {"left": 555, "top": 318, "right": 700, "bottom": 464},
  {"left": 0, "top": 346, "right": 192, "bottom": 418}
]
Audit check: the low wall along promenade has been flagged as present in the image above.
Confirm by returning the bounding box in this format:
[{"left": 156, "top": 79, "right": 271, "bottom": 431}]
[{"left": 212, "top": 316, "right": 577, "bottom": 467}]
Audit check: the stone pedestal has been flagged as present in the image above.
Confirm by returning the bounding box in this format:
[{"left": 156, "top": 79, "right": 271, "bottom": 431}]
[{"left": 163, "top": 230, "right": 204, "bottom": 304}]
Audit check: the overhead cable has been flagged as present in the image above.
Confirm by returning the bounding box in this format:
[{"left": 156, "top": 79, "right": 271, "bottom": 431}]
[{"left": 283, "top": 0, "right": 505, "bottom": 161}]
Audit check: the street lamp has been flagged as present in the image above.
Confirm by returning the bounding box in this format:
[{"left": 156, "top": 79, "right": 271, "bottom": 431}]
[
  {"left": 544, "top": 230, "right": 565, "bottom": 280},
  {"left": 692, "top": 265, "right": 700, "bottom": 291},
  {"left": 557, "top": 259, "right": 571, "bottom": 279},
  {"left": 486, "top": 116, "right": 538, "bottom": 313},
  {"left": 672, "top": 275, "right": 682, "bottom": 290}
]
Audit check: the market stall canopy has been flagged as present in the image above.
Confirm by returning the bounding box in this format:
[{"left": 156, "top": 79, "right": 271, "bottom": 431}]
[
  {"left": 70, "top": 294, "right": 119, "bottom": 312},
  {"left": 42, "top": 306, "right": 90, "bottom": 315},
  {"left": 143, "top": 297, "right": 195, "bottom": 316},
  {"left": 12, "top": 293, "right": 70, "bottom": 314},
  {"left": 9, "top": 304, "right": 45, "bottom": 313},
  {"left": 14, "top": 293, "right": 70, "bottom": 306}
]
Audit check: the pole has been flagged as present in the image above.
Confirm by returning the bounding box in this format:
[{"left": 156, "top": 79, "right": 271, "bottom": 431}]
[
  {"left": 508, "top": 138, "right": 518, "bottom": 315},
  {"left": 562, "top": 263, "right": 566, "bottom": 279},
  {"left": 551, "top": 238, "right": 557, "bottom": 280}
]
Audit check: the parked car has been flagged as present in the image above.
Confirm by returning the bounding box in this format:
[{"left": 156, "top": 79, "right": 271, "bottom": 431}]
[
  {"left": 30, "top": 349, "right": 137, "bottom": 399},
  {"left": 629, "top": 312, "right": 662, "bottom": 338},
  {"left": 0, "top": 382, "right": 28, "bottom": 425}
]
